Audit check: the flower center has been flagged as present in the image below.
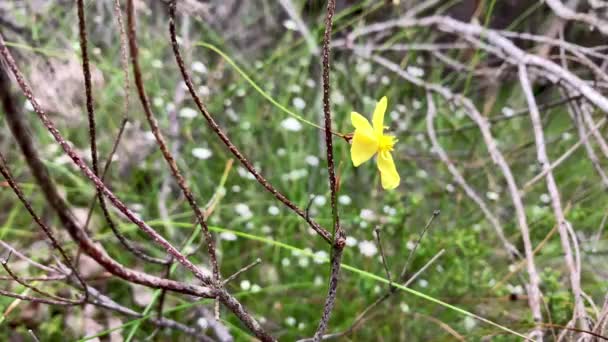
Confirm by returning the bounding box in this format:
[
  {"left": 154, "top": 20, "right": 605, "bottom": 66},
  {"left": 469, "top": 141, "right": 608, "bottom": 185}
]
[{"left": 378, "top": 134, "right": 397, "bottom": 152}]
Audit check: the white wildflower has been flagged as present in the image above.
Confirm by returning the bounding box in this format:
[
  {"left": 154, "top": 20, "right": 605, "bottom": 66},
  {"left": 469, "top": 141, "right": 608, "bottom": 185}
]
[
  {"left": 191, "top": 147, "right": 213, "bottom": 160},
  {"left": 305, "top": 155, "right": 319, "bottom": 167},
  {"left": 268, "top": 206, "right": 280, "bottom": 216},
  {"left": 360, "top": 209, "right": 376, "bottom": 221},
  {"left": 283, "top": 20, "right": 297, "bottom": 31},
  {"left": 220, "top": 232, "right": 237, "bottom": 241},
  {"left": 234, "top": 203, "right": 253, "bottom": 219},
  {"left": 358, "top": 240, "right": 378, "bottom": 257},
  {"left": 292, "top": 97, "right": 306, "bottom": 110},
  {"left": 240, "top": 280, "right": 251, "bottom": 291},
  {"left": 280, "top": 118, "right": 302, "bottom": 132},
  {"left": 191, "top": 61, "right": 207, "bottom": 74},
  {"left": 407, "top": 66, "right": 425, "bottom": 77},
  {"left": 345, "top": 236, "right": 358, "bottom": 247},
  {"left": 338, "top": 195, "right": 351, "bottom": 206}
]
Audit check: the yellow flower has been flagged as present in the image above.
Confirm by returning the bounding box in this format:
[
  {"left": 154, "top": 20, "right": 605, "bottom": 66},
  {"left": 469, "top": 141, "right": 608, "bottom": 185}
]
[{"left": 350, "top": 96, "right": 400, "bottom": 190}]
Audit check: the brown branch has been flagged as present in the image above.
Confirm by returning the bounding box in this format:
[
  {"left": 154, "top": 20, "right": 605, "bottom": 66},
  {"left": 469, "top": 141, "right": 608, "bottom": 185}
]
[
  {"left": 166, "top": 1, "right": 332, "bottom": 245},
  {"left": 374, "top": 227, "right": 392, "bottom": 284},
  {"left": 0, "top": 35, "right": 214, "bottom": 298},
  {"left": 221, "top": 258, "right": 262, "bottom": 286},
  {"left": 0, "top": 152, "right": 88, "bottom": 304},
  {"left": 312, "top": 1, "right": 344, "bottom": 340},
  {"left": 0, "top": 252, "right": 82, "bottom": 305},
  {"left": 126, "top": 0, "right": 219, "bottom": 286}
]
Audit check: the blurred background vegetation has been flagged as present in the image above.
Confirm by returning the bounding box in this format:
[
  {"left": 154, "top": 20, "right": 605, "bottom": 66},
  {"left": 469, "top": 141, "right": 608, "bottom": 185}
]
[{"left": 0, "top": 0, "right": 607, "bottom": 341}]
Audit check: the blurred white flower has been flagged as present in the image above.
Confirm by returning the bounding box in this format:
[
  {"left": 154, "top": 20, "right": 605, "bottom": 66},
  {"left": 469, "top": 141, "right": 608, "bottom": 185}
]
[
  {"left": 360, "top": 209, "right": 376, "bottom": 221},
  {"left": 268, "top": 205, "right": 280, "bottom": 216},
  {"left": 501, "top": 106, "right": 515, "bottom": 117},
  {"left": 281, "top": 258, "right": 291, "bottom": 267},
  {"left": 288, "top": 84, "right": 302, "bottom": 93},
  {"left": 152, "top": 97, "right": 164, "bottom": 107},
  {"left": 234, "top": 203, "right": 253, "bottom": 219},
  {"left": 251, "top": 284, "right": 261, "bottom": 293},
  {"left": 358, "top": 240, "right": 378, "bottom": 257},
  {"left": 313, "top": 195, "right": 326, "bottom": 206},
  {"left": 305, "top": 155, "right": 319, "bottom": 167},
  {"left": 220, "top": 232, "right": 237, "bottom": 241},
  {"left": 418, "top": 279, "right": 429, "bottom": 288},
  {"left": 280, "top": 118, "right": 302, "bottom": 132},
  {"left": 197, "top": 317, "right": 209, "bottom": 330},
  {"left": 305, "top": 79, "right": 316, "bottom": 88},
  {"left": 356, "top": 61, "right": 372, "bottom": 75},
  {"left": 285, "top": 317, "right": 297, "bottom": 328},
  {"left": 191, "top": 61, "right": 207, "bottom": 74},
  {"left": 292, "top": 97, "right": 306, "bottom": 110},
  {"left": 151, "top": 59, "right": 163, "bottom": 68},
  {"left": 298, "top": 257, "right": 310, "bottom": 267},
  {"left": 407, "top": 66, "right": 425, "bottom": 77},
  {"left": 331, "top": 91, "right": 345, "bottom": 104},
  {"left": 191, "top": 147, "right": 213, "bottom": 160},
  {"left": 338, "top": 195, "right": 352, "bottom": 205},
  {"left": 283, "top": 20, "right": 297, "bottom": 31},
  {"left": 540, "top": 193, "right": 551, "bottom": 204},
  {"left": 179, "top": 107, "right": 198, "bottom": 119},
  {"left": 486, "top": 191, "right": 499, "bottom": 201},
  {"left": 463, "top": 316, "right": 477, "bottom": 331},
  {"left": 313, "top": 250, "right": 329, "bottom": 264},
  {"left": 345, "top": 236, "right": 358, "bottom": 247},
  {"left": 240, "top": 280, "right": 251, "bottom": 291},
  {"left": 231, "top": 185, "right": 241, "bottom": 193},
  {"left": 198, "top": 85, "right": 210, "bottom": 97},
  {"left": 445, "top": 184, "right": 455, "bottom": 193}
]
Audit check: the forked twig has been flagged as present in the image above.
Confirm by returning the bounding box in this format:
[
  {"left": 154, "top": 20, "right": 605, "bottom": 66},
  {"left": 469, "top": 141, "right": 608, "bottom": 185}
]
[{"left": 167, "top": 1, "right": 332, "bottom": 245}]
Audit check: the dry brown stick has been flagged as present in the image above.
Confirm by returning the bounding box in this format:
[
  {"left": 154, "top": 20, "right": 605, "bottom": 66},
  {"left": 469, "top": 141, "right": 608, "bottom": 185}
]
[
  {"left": 0, "top": 240, "right": 59, "bottom": 274},
  {"left": 302, "top": 249, "right": 445, "bottom": 341},
  {"left": 221, "top": 258, "right": 262, "bottom": 286},
  {"left": 77, "top": 0, "right": 167, "bottom": 266},
  {"left": 312, "top": 1, "right": 344, "bottom": 340},
  {"left": 0, "top": 288, "right": 77, "bottom": 306},
  {"left": 0, "top": 34, "right": 214, "bottom": 296},
  {"left": 1, "top": 252, "right": 81, "bottom": 305},
  {"left": 374, "top": 227, "right": 392, "bottom": 284},
  {"left": 166, "top": 1, "right": 332, "bottom": 245},
  {"left": 0, "top": 153, "right": 88, "bottom": 303},
  {"left": 126, "top": 0, "right": 220, "bottom": 287}
]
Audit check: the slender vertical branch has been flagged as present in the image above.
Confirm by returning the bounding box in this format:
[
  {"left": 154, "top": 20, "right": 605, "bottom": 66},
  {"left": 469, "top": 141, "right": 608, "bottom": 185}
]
[
  {"left": 77, "top": 0, "right": 165, "bottom": 265},
  {"left": 126, "top": 0, "right": 220, "bottom": 285},
  {"left": 312, "top": 1, "right": 343, "bottom": 341},
  {"left": 519, "top": 63, "right": 588, "bottom": 331}
]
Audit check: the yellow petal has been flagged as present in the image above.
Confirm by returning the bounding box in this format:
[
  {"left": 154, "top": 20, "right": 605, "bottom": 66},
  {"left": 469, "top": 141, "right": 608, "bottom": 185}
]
[
  {"left": 351, "top": 130, "right": 378, "bottom": 167},
  {"left": 351, "top": 112, "right": 374, "bottom": 135},
  {"left": 372, "top": 96, "right": 388, "bottom": 135},
  {"left": 377, "top": 150, "right": 400, "bottom": 190}
]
